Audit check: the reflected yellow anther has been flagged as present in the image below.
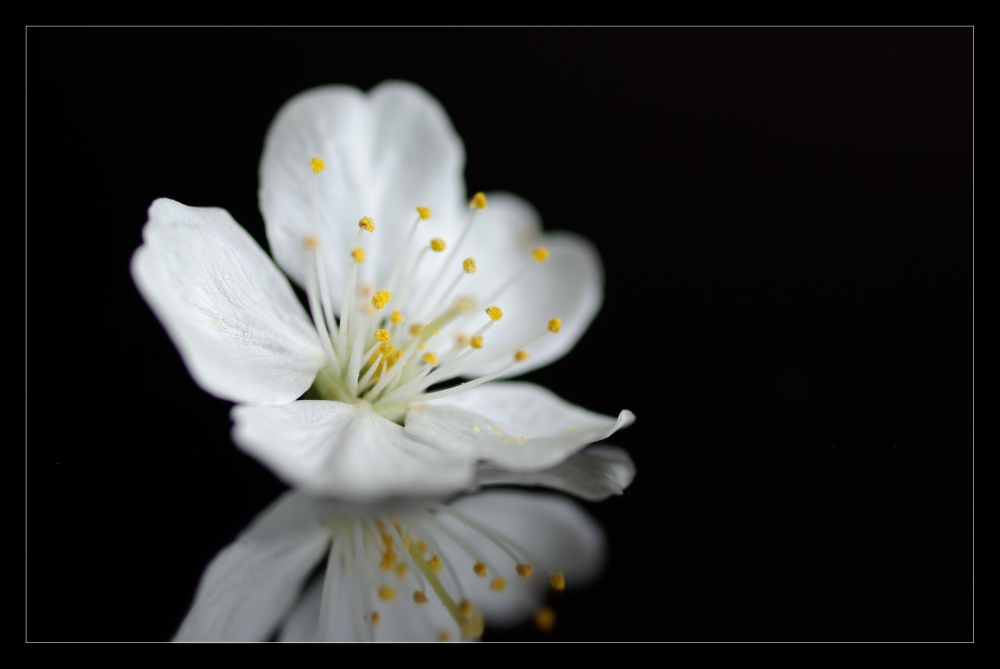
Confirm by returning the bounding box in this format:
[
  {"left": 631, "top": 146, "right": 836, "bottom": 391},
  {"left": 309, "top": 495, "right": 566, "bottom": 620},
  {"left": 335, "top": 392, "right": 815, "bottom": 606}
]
[
  {"left": 470, "top": 335, "right": 484, "bottom": 349},
  {"left": 491, "top": 577, "right": 506, "bottom": 592},
  {"left": 438, "top": 631, "right": 452, "bottom": 643},
  {"left": 378, "top": 586, "right": 397, "bottom": 602},
  {"left": 427, "top": 555, "right": 443, "bottom": 572},
  {"left": 309, "top": 157, "right": 325, "bottom": 174},
  {"left": 470, "top": 192, "right": 487, "bottom": 209},
  {"left": 515, "top": 350, "right": 530, "bottom": 361},
  {"left": 380, "top": 549, "right": 397, "bottom": 571},
  {"left": 459, "top": 599, "right": 474, "bottom": 615},
  {"left": 409, "top": 323, "right": 424, "bottom": 336},
  {"left": 516, "top": 564, "right": 534, "bottom": 578},
  {"left": 372, "top": 290, "right": 391, "bottom": 310},
  {"left": 390, "top": 310, "right": 404, "bottom": 325},
  {"left": 456, "top": 297, "right": 476, "bottom": 313},
  {"left": 416, "top": 539, "right": 428, "bottom": 554},
  {"left": 550, "top": 571, "right": 565, "bottom": 591},
  {"left": 430, "top": 238, "right": 447, "bottom": 252},
  {"left": 371, "top": 611, "right": 381, "bottom": 626},
  {"left": 403, "top": 537, "right": 411, "bottom": 549},
  {"left": 473, "top": 562, "right": 487, "bottom": 577},
  {"left": 351, "top": 247, "right": 366, "bottom": 263},
  {"left": 534, "top": 607, "right": 556, "bottom": 631},
  {"left": 374, "top": 519, "right": 385, "bottom": 530},
  {"left": 422, "top": 352, "right": 438, "bottom": 365},
  {"left": 532, "top": 247, "right": 549, "bottom": 262},
  {"left": 463, "top": 257, "right": 477, "bottom": 274},
  {"left": 486, "top": 306, "right": 503, "bottom": 321},
  {"left": 303, "top": 234, "right": 319, "bottom": 250},
  {"left": 395, "top": 562, "right": 408, "bottom": 578},
  {"left": 413, "top": 591, "right": 429, "bottom": 604},
  {"left": 374, "top": 329, "right": 391, "bottom": 342},
  {"left": 380, "top": 532, "right": 393, "bottom": 549},
  {"left": 548, "top": 318, "right": 562, "bottom": 333},
  {"left": 462, "top": 613, "right": 484, "bottom": 640},
  {"left": 416, "top": 206, "right": 432, "bottom": 220},
  {"left": 358, "top": 216, "right": 375, "bottom": 232}
]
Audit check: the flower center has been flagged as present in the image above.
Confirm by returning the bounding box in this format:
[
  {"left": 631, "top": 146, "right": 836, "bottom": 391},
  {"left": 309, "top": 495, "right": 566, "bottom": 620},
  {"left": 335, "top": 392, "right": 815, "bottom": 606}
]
[
  {"left": 318, "top": 502, "right": 565, "bottom": 641},
  {"left": 301, "top": 157, "right": 562, "bottom": 423}
]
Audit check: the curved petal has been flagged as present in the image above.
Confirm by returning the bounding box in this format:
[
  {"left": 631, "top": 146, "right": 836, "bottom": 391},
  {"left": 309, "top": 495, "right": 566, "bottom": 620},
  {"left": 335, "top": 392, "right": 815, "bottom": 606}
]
[
  {"left": 431, "top": 490, "right": 605, "bottom": 626},
  {"left": 231, "top": 400, "right": 475, "bottom": 500},
  {"left": 132, "top": 198, "right": 326, "bottom": 405},
  {"left": 474, "top": 445, "right": 636, "bottom": 501},
  {"left": 436, "top": 192, "right": 603, "bottom": 377},
  {"left": 173, "top": 492, "right": 331, "bottom": 642},
  {"left": 405, "top": 382, "right": 635, "bottom": 471},
  {"left": 259, "top": 81, "right": 467, "bottom": 303}
]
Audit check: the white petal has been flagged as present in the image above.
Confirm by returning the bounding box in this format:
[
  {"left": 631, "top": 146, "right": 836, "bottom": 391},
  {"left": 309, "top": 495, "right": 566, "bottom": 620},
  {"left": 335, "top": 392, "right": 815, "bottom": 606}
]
[
  {"left": 405, "top": 381, "right": 635, "bottom": 471},
  {"left": 173, "top": 492, "right": 331, "bottom": 641},
  {"left": 132, "top": 198, "right": 326, "bottom": 405},
  {"left": 474, "top": 445, "right": 636, "bottom": 501},
  {"left": 431, "top": 490, "right": 605, "bottom": 626},
  {"left": 259, "top": 81, "right": 467, "bottom": 302},
  {"left": 447, "top": 192, "right": 603, "bottom": 377},
  {"left": 231, "top": 400, "right": 475, "bottom": 500}
]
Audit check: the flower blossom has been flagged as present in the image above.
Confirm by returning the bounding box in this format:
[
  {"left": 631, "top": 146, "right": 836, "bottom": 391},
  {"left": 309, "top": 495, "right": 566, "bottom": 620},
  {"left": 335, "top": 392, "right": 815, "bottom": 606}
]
[
  {"left": 174, "top": 447, "right": 635, "bottom": 642},
  {"left": 132, "top": 81, "right": 634, "bottom": 500}
]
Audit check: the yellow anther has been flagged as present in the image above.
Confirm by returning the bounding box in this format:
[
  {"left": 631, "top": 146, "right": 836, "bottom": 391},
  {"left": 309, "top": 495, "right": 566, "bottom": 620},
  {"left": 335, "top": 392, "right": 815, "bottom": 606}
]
[
  {"left": 491, "top": 428, "right": 500, "bottom": 434},
  {"left": 427, "top": 555, "right": 443, "bottom": 572},
  {"left": 456, "top": 297, "right": 476, "bottom": 313},
  {"left": 422, "top": 352, "right": 438, "bottom": 365},
  {"left": 532, "top": 247, "right": 549, "bottom": 262},
  {"left": 550, "top": 571, "right": 565, "bottom": 591},
  {"left": 459, "top": 600, "right": 474, "bottom": 615},
  {"left": 374, "top": 329, "right": 391, "bottom": 342},
  {"left": 470, "top": 192, "right": 487, "bottom": 209},
  {"left": 416, "top": 539, "right": 428, "bottom": 554},
  {"left": 389, "top": 350, "right": 404, "bottom": 364},
  {"left": 534, "top": 607, "right": 556, "bottom": 631},
  {"left": 358, "top": 216, "right": 375, "bottom": 232},
  {"left": 548, "top": 318, "right": 562, "bottom": 333},
  {"left": 303, "top": 234, "right": 319, "bottom": 250},
  {"left": 409, "top": 323, "right": 424, "bottom": 335},
  {"left": 465, "top": 614, "right": 485, "bottom": 639},
  {"left": 379, "top": 550, "right": 397, "bottom": 571},
  {"left": 395, "top": 562, "right": 408, "bottom": 578},
  {"left": 416, "top": 206, "right": 432, "bottom": 220},
  {"left": 377, "top": 341, "right": 394, "bottom": 357},
  {"left": 473, "top": 562, "right": 487, "bottom": 577},
  {"left": 413, "top": 591, "right": 429, "bottom": 604},
  {"left": 463, "top": 257, "right": 477, "bottom": 274},
  {"left": 486, "top": 305, "right": 503, "bottom": 321},
  {"left": 378, "top": 586, "right": 397, "bottom": 602},
  {"left": 515, "top": 350, "right": 530, "bottom": 361},
  {"left": 438, "top": 631, "right": 452, "bottom": 643},
  {"left": 381, "top": 533, "right": 393, "bottom": 550},
  {"left": 430, "top": 238, "right": 447, "bottom": 252},
  {"left": 456, "top": 334, "right": 470, "bottom": 347},
  {"left": 403, "top": 537, "right": 411, "bottom": 549},
  {"left": 516, "top": 564, "right": 534, "bottom": 578},
  {"left": 371, "top": 611, "right": 381, "bottom": 626},
  {"left": 469, "top": 335, "right": 484, "bottom": 349},
  {"left": 351, "top": 247, "right": 366, "bottom": 263},
  {"left": 491, "top": 577, "right": 506, "bottom": 592},
  {"left": 372, "top": 289, "right": 391, "bottom": 310},
  {"left": 390, "top": 310, "right": 404, "bottom": 324},
  {"left": 309, "top": 157, "right": 325, "bottom": 174}
]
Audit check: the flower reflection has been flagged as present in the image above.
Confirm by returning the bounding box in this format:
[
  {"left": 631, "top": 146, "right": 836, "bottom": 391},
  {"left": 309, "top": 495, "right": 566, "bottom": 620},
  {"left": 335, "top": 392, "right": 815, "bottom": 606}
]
[{"left": 174, "top": 447, "right": 633, "bottom": 642}]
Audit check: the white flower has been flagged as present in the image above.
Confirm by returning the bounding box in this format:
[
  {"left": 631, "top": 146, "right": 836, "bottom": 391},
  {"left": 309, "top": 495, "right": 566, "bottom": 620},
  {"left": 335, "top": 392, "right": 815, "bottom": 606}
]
[
  {"left": 132, "top": 81, "right": 634, "bottom": 500},
  {"left": 174, "top": 447, "right": 635, "bottom": 642}
]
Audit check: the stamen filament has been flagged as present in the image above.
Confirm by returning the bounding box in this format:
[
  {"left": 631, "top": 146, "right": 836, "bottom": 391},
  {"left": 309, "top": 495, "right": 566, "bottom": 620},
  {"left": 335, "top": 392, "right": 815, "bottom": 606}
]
[
  {"left": 311, "top": 171, "right": 338, "bottom": 340},
  {"left": 318, "top": 531, "right": 341, "bottom": 641},
  {"left": 394, "top": 360, "right": 519, "bottom": 404},
  {"left": 384, "top": 214, "right": 422, "bottom": 295},
  {"left": 304, "top": 254, "right": 342, "bottom": 375},
  {"left": 445, "top": 327, "right": 551, "bottom": 380},
  {"left": 337, "top": 228, "right": 366, "bottom": 355},
  {"left": 420, "top": 209, "right": 479, "bottom": 317},
  {"left": 346, "top": 318, "right": 370, "bottom": 397}
]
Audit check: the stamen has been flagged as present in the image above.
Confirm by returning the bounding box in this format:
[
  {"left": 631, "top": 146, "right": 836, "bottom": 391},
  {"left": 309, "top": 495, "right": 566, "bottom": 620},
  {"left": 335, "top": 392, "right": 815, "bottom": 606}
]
[
  {"left": 470, "top": 192, "right": 488, "bottom": 209},
  {"left": 470, "top": 335, "right": 484, "bottom": 349},
  {"left": 374, "top": 329, "right": 390, "bottom": 341},
  {"left": 413, "top": 591, "right": 429, "bottom": 604},
  {"left": 438, "top": 631, "right": 452, "bottom": 643},
  {"left": 515, "top": 350, "right": 530, "bottom": 361},
  {"left": 317, "top": 531, "right": 341, "bottom": 641},
  {"left": 550, "top": 571, "right": 565, "bottom": 591},
  {"left": 445, "top": 324, "right": 556, "bottom": 380},
  {"left": 303, "top": 252, "right": 342, "bottom": 376},
  {"left": 352, "top": 519, "right": 375, "bottom": 638},
  {"left": 390, "top": 310, "right": 404, "bottom": 324},
  {"left": 310, "top": 157, "right": 325, "bottom": 173},
  {"left": 378, "top": 586, "right": 397, "bottom": 602},
  {"left": 534, "top": 607, "right": 556, "bottom": 631},
  {"left": 548, "top": 318, "right": 562, "bottom": 333},
  {"left": 474, "top": 563, "right": 487, "bottom": 577},
  {"left": 372, "top": 290, "right": 391, "bottom": 310},
  {"left": 430, "top": 238, "right": 447, "bottom": 252},
  {"left": 358, "top": 216, "right": 375, "bottom": 232},
  {"left": 352, "top": 247, "right": 366, "bottom": 262},
  {"left": 532, "top": 246, "right": 549, "bottom": 262},
  {"left": 516, "top": 564, "right": 534, "bottom": 577},
  {"left": 416, "top": 206, "right": 432, "bottom": 220},
  {"left": 371, "top": 611, "right": 381, "bottom": 626},
  {"left": 486, "top": 305, "right": 503, "bottom": 321},
  {"left": 422, "top": 352, "right": 438, "bottom": 366},
  {"left": 491, "top": 577, "right": 506, "bottom": 592},
  {"left": 462, "top": 257, "right": 477, "bottom": 274},
  {"left": 459, "top": 600, "right": 474, "bottom": 615}
]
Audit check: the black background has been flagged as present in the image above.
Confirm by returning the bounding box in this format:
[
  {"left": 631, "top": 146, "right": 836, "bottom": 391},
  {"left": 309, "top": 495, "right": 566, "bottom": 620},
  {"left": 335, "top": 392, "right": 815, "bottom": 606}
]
[{"left": 27, "top": 28, "right": 972, "bottom": 641}]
